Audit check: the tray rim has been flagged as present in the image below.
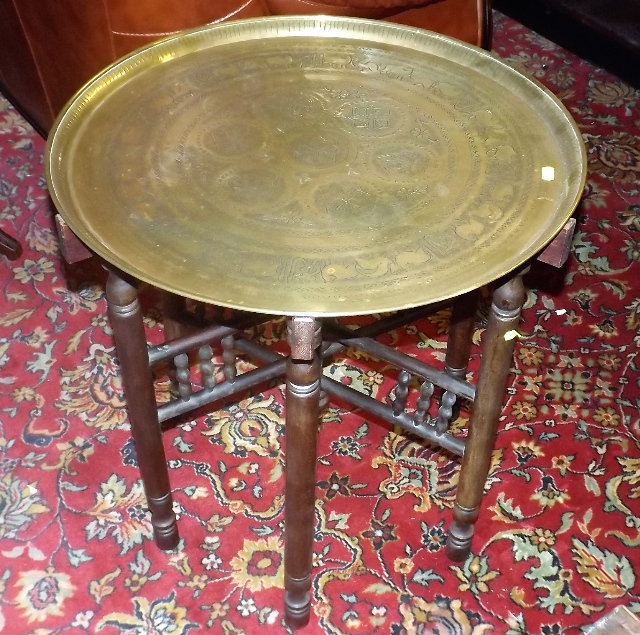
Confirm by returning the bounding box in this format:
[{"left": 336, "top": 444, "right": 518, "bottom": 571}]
[{"left": 45, "top": 15, "right": 587, "bottom": 316}]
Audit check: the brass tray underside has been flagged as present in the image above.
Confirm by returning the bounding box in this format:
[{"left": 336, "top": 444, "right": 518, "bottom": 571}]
[{"left": 47, "top": 17, "right": 586, "bottom": 316}]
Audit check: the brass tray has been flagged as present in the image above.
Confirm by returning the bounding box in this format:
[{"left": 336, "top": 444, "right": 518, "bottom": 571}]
[{"left": 46, "top": 17, "right": 586, "bottom": 316}]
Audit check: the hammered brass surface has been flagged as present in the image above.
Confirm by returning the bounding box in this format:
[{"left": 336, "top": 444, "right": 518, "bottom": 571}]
[{"left": 46, "top": 17, "right": 586, "bottom": 316}]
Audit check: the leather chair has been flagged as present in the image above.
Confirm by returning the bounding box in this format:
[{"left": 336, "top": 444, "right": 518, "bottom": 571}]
[
  {"left": 265, "top": 0, "right": 490, "bottom": 47},
  {"left": 0, "top": 231, "right": 21, "bottom": 260},
  {"left": 0, "top": 0, "right": 269, "bottom": 134},
  {"left": 0, "top": 0, "right": 490, "bottom": 134}
]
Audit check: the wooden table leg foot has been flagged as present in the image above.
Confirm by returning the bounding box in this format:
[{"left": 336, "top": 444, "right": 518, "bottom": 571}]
[
  {"left": 149, "top": 492, "right": 180, "bottom": 551},
  {"left": 284, "top": 317, "right": 322, "bottom": 629},
  {"left": 446, "top": 505, "right": 477, "bottom": 561},
  {"left": 285, "top": 578, "right": 312, "bottom": 629},
  {"left": 106, "top": 268, "right": 179, "bottom": 551}
]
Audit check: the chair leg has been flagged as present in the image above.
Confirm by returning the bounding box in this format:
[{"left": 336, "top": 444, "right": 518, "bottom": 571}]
[
  {"left": 445, "top": 288, "right": 480, "bottom": 381},
  {"left": 161, "top": 291, "right": 190, "bottom": 341},
  {"left": 106, "top": 268, "right": 180, "bottom": 551},
  {"left": 284, "top": 317, "right": 322, "bottom": 630},
  {"left": 446, "top": 271, "right": 526, "bottom": 561},
  {"left": 0, "top": 229, "right": 22, "bottom": 260},
  {"left": 161, "top": 292, "right": 190, "bottom": 398}
]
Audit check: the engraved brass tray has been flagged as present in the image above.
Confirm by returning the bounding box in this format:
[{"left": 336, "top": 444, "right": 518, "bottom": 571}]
[{"left": 46, "top": 17, "right": 586, "bottom": 316}]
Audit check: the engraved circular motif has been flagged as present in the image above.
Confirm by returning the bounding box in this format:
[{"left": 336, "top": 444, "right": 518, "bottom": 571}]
[
  {"left": 47, "top": 17, "right": 586, "bottom": 316},
  {"left": 313, "top": 179, "right": 391, "bottom": 224},
  {"left": 372, "top": 142, "right": 434, "bottom": 179},
  {"left": 205, "top": 121, "right": 265, "bottom": 157},
  {"left": 222, "top": 168, "right": 285, "bottom": 206},
  {"left": 337, "top": 99, "right": 404, "bottom": 137},
  {"left": 286, "top": 130, "right": 355, "bottom": 170},
  {"left": 261, "top": 91, "right": 326, "bottom": 125}
]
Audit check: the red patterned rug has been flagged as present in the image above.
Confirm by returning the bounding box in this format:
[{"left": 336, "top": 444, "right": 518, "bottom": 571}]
[{"left": 1, "top": 12, "right": 640, "bottom": 635}]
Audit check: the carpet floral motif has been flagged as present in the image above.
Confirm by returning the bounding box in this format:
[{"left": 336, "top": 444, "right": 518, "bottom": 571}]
[{"left": 1, "top": 11, "right": 640, "bottom": 635}]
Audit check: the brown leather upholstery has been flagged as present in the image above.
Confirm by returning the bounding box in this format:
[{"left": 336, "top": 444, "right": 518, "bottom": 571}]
[
  {"left": 0, "top": 0, "right": 267, "bottom": 133},
  {"left": 0, "top": 0, "right": 489, "bottom": 134},
  {"left": 107, "top": 0, "right": 268, "bottom": 58},
  {"left": 266, "top": 0, "right": 489, "bottom": 46}
]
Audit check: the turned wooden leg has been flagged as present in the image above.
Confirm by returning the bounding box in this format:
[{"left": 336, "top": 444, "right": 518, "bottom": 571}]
[
  {"left": 446, "top": 271, "right": 526, "bottom": 561},
  {"left": 445, "top": 289, "right": 479, "bottom": 382},
  {"left": 161, "top": 291, "right": 190, "bottom": 341},
  {"left": 284, "top": 316, "right": 322, "bottom": 630},
  {"left": 161, "top": 292, "right": 190, "bottom": 398},
  {"left": 106, "top": 268, "right": 179, "bottom": 550}
]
